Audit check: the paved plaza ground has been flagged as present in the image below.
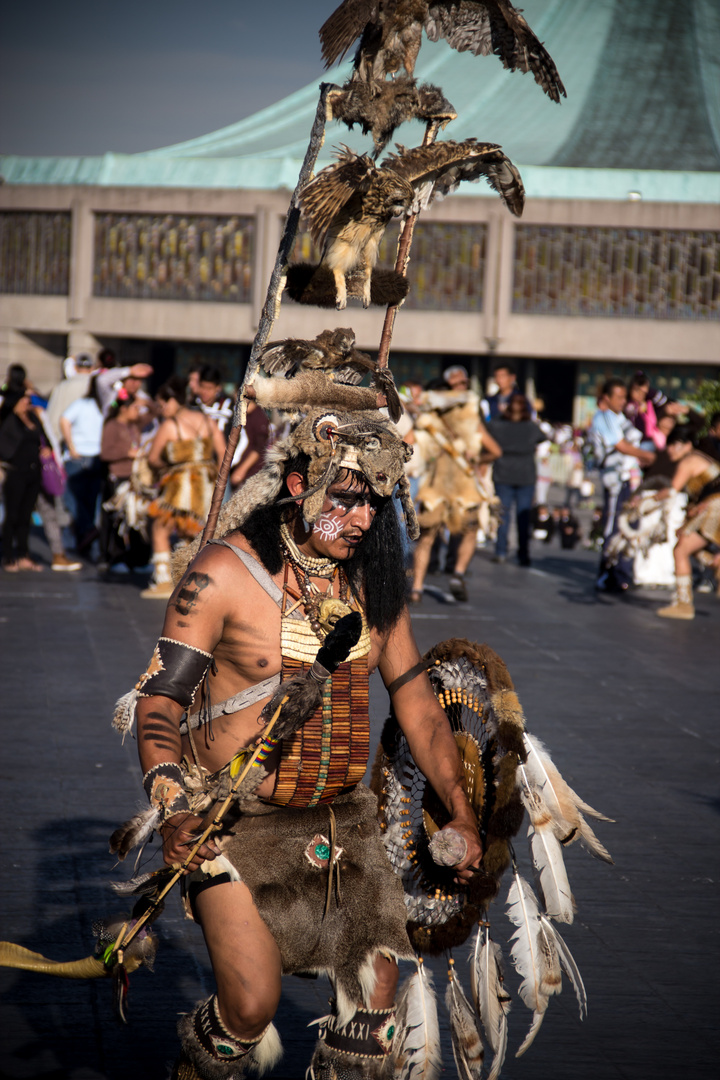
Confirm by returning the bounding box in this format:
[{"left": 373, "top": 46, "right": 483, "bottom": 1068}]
[{"left": 0, "top": 537, "right": 718, "bottom": 1079}]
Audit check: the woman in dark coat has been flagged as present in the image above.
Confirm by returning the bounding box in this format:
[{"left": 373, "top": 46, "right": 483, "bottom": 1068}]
[
  {"left": 487, "top": 395, "right": 546, "bottom": 567},
  {"left": 0, "top": 388, "right": 45, "bottom": 570}
]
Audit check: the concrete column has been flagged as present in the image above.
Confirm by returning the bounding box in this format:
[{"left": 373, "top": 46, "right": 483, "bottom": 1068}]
[
  {"left": 483, "top": 210, "right": 502, "bottom": 352},
  {"left": 494, "top": 214, "right": 517, "bottom": 353},
  {"left": 252, "top": 206, "right": 269, "bottom": 328},
  {"left": 67, "top": 196, "right": 95, "bottom": 325},
  {"left": 67, "top": 330, "right": 102, "bottom": 358}
]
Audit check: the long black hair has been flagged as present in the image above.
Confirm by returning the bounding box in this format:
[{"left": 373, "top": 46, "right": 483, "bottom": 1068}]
[
  {"left": 666, "top": 424, "right": 696, "bottom": 448},
  {"left": 84, "top": 372, "right": 102, "bottom": 408},
  {"left": 239, "top": 453, "right": 407, "bottom": 635}
]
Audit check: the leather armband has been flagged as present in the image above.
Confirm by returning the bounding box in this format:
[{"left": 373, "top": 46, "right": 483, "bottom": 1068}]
[
  {"left": 143, "top": 761, "right": 191, "bottom": 821},
  {"left": 135, "top": 636, "right": 214, "bottom": 709},
  {"left": 386, "top": 658, "right": 428, "bottom": 697}
]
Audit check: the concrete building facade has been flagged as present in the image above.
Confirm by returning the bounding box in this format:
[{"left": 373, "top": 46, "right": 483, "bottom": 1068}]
[{"left": 1, "top": 0, "right": 719, "bottom": 420}]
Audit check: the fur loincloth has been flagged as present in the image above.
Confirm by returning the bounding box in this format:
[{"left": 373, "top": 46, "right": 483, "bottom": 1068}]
[
  {"left": 148, "top": 436, "right": 217, "bottom": 537},
  {"left": 683, "top": 493, "right": 720, "bottom": 547},
  {"left": 214, "top": 784, "right": 414, "bottom": 1023},
  {"left": 414, "top": 396, "right": 486, "bottom": 533}
]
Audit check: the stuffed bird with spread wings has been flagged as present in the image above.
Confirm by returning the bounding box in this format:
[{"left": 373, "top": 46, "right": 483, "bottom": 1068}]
[
  {"left": 320, "top": 0, "right": 566, "bottom": 104},
  {"left": 298, "top": 139, "right": 524, "bottom": 309}
]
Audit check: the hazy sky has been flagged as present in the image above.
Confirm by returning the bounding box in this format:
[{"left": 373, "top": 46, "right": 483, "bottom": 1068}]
[{"left": 0, "top": 1, "right": 337, "bottom": 156}]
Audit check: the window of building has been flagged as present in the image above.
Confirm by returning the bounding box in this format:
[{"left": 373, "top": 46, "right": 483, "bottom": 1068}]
[
  {"left": 93, "top": 213, "right": 255, "bottom": 302},
  {"left": 513, "top": 225, "right": 720, "bottom": 320},
  {"left": 0, "top": 212, "right": 71, "bottom": 295}
]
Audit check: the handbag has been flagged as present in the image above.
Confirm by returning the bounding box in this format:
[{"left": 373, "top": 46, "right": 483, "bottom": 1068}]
[{"left": 40, "top": 445, "right": 67, "bottom": 498}]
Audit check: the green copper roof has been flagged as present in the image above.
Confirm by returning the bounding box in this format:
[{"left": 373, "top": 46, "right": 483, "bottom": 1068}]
[{"left": 2, "top": 0, "right": 718, "bottom": 201}]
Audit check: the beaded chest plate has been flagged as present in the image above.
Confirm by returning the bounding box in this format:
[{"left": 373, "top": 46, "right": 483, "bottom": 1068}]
[{"left": 268, "top": 594, "right": 371, "bottom": 808}]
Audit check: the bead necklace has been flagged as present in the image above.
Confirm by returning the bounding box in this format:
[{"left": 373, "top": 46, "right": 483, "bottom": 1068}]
[
  {"left": 280, "top": 522, "right": 337, "bottom": 579},
  {"left": 282, "top": 552, "right": 351, "bottom": 642}
]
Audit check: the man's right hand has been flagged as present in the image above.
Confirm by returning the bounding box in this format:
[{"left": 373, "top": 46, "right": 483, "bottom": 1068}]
[{"left": 160, "top": 812, "right": 220, "bottom": 871}]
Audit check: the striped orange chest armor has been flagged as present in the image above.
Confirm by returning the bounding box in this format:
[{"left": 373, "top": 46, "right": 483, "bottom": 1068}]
[{"left": 267, "top": 563, "right": 371, "bottom": 808}]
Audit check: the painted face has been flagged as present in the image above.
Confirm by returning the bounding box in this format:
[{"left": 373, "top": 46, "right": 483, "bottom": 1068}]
[
  {"left": 308, "top": 480, "right": 386, "bottom": 558},
  {"left": 314, "top": 509, "right": 345, "bottom": 542}
]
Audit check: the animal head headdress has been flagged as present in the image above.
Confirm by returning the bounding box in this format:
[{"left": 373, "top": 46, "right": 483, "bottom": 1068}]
[{"left": 173, "top": 406, "right": 418, "bottom": 583}]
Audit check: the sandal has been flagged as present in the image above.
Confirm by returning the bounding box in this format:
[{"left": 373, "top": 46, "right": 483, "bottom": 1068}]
[
  {"left": 2, "top": 561, "right": 19, "bottom": 573},
  {"left": 16, "top": 558, "right": 43, "bottom": 572}
]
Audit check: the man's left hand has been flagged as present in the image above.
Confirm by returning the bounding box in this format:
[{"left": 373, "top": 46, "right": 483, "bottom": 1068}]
[{"left": 443, "top": 818, "right": 484, "bottom": 886}]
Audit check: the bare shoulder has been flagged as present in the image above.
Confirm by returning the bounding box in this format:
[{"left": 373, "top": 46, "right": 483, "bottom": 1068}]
[
  {"left": 166, "top": 542, "right": 242, "bottom": 630},
  {"left": 171, "top": 532, "right": 275, "bottom": 622},
  {"left": 175, "top": 537, "right": 249, "bottom": 600},
  {"left": 694, "top": 451, "right": 717, "bottom": 470}
]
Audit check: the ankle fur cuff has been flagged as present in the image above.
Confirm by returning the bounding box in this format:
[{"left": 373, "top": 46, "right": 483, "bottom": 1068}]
[
  {"left": 309, "top": 1039, "right": 395, "bottom": 1080},
  {"left": 178, "top": 1001, "right": 282, "bottom": 1079},
  {"left": 322, "top": 1005, "right": 397, "bottom": 1058}
]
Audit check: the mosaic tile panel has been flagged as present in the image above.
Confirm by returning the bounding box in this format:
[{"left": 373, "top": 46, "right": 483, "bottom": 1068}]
[
  {"left": 513, "top": 225, "right": 720, "bottom": 320},
  {"left": 289, "top": 220, "right": 486, "bottom": 311},
  {"left": 93, "top": 214, "right": 254, "bottom": 302},
  {"left": 0, "top": 212, "right": 71, "bottom": 295}
]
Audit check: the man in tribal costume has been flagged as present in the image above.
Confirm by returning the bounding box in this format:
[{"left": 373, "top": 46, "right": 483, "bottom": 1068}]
[{"left": 131, "top": 408, "right": 483, "bottom": 1079}]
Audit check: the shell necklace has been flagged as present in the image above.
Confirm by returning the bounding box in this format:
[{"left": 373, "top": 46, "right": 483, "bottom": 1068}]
[{"left": 280, "top": 522, "right": 338, "bottom": 579}]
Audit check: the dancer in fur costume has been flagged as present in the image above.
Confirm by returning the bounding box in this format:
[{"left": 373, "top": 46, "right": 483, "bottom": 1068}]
[
  {"left": 143, "top": 377, "right": 225, "bottom": 599},
  {"left": 112, "top": 398, "right": 483, "bottom": 1080},
  {"left": 410, "top": 371, "right": 501, "bottom": 602},
  {"left": 653, "top": 424, "right": 720, "bottom": 619}
]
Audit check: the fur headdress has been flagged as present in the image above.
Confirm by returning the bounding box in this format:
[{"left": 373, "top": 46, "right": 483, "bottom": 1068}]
[{"left": 173, "top": 407, "right": 418, "bottom": 583}]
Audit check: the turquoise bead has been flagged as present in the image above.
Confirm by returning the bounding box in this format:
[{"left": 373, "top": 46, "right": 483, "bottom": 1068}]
[{"left": 315, "top": 843, "right": 330, "bottom": 860}]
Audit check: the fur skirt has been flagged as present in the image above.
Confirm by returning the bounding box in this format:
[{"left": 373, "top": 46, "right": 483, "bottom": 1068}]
[
  {"left": 217, "top": 784, "right": 414, "bottom": 1020},
  {"left": 148, "top": 437, "right": 217, "bottom": 537},
  {"left": 683, "top": 493, "right": 720, "bottom": 547}
]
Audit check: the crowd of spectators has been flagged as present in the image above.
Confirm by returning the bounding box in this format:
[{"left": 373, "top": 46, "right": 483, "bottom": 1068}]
[
  {"left": 0, "top": 353, "right": 266, "bottom": 595},
  {"left": 1, "top": 353, "right": 718, "bottom": 611}
]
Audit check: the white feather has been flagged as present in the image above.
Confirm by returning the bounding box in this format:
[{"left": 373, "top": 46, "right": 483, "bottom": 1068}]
[
  {"left": 528, "top": 823, "right": 575, "bottom": 923},
  {"left": 395, "top": 960, "right": 442, "bottom": 1080},
  {"left": 576, "top": 814, "right": 614, "bottom": 865},
  {"left": 506, "top": 869, "right": 562, "bottom": 1058},
  {"left": 522, "top": 734, "right": 614, "bottom": 864},
  {"left": 111, "top": 688, "right": 138, "bottom": 742},
  {"left": 469, "top": 926, "right": 510, "bottom": 1080},
  {"left": 109, "top": 806, "right": 160, "bottom": 862},
  {"left": 539, "top": 915, "right": 587, "bottom": 1020},
  {"left": 445, "top": 961, "right": 484, "bottom": 1080}
]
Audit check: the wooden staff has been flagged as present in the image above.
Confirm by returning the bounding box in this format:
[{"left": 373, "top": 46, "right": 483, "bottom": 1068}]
[
  {"left": 376, "top": 119, "right": 441, "bottom": 371},
  {"left": 199, "top": 83, "right": 335, "bottom": 550}
]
